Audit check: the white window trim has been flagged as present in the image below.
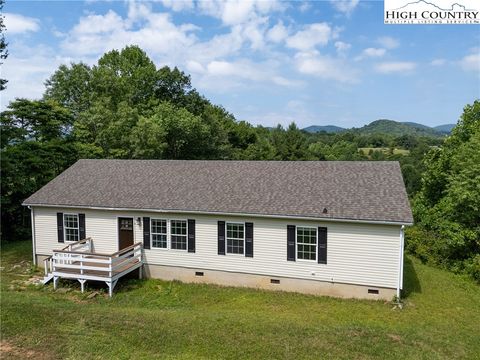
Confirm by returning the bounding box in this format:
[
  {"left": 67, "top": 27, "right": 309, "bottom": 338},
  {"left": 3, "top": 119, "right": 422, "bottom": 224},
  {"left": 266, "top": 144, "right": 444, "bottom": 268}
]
[
  {"left": 150, "top": 218, "right": 168, "bottom": 250},
  {"left": 149, "top": 218, "right": 188, "bottom": 251},
  {"left": 170, "top": 219, "right": 188, "bottom": 252},
  {"left": 63, "top": 213, "right": 80, "bottom": 243},
  {"left": 226, "top": 221, "right": 246, "bottom": 256},
  {"left": 296, "top": 226, "right": 317, "bottom": 262}
]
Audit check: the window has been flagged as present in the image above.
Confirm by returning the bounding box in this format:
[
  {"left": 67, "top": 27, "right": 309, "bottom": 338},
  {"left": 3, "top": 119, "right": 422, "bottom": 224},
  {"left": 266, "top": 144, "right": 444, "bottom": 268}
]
[
  {"left": 151, "top": 219, "right": 167, "bottom": 248},
  {"left": 171, "top": 220, "right": 187, "bottom": 250},
  {"left": 226, "top": 223, "right": 244, "bottom": 254},
  {"left": 297, "top": 227, "right": 317, "bottom": 261},
  {"left": 64, "top": 214, "right": 79, "bottom": 242}
]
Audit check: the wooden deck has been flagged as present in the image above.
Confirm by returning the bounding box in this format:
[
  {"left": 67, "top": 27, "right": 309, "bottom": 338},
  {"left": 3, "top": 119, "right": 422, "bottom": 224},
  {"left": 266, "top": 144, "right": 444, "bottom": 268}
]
[{"left": 43, "top": 238, "right": 143, "bottom": 296}]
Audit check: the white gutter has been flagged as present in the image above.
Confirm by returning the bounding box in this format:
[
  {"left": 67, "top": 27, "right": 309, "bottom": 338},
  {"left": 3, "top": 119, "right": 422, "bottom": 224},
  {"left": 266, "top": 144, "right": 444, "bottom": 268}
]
[
  {"left": 22, "top": 203, "right": 413, "bottom": 226},
  {"left": 397, "top": 225, "right": 405, "bottom": 299},
  {"left": 29, "top": 206, "right": 36, "bottom": 266}
]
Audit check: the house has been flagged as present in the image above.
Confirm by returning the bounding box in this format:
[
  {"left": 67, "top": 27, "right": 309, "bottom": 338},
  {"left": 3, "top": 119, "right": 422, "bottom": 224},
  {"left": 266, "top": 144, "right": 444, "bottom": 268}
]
[{"left": 23, "top": 159, "right": 413, "bottom": 300}]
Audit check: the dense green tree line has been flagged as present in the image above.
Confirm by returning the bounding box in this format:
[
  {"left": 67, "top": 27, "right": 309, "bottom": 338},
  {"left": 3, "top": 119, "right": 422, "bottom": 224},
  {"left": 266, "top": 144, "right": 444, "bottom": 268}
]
[
  {"left": 1, "top": 46, "right": 477, "bottom": 281},
  {"left": 406, "top": 101, "right": 480, "bottom": 282}
]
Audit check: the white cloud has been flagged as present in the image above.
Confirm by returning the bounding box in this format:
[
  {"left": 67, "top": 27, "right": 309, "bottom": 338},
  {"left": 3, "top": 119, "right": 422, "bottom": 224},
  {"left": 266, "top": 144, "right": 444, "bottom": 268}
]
[
  {"left": 1, "top": 44, "right": 80, "bottom": 107},
  {"left": 286, "top": 23, "right": 332, "bottom": 51},
  {"left": 185, "top": 60, "right": 205, "bottom": 74},
  {"left": 271, "top": 76, "right": 303, "bottom": 87},
  {"left": 160, "top": 0, "right": 194, "bottom": 12},
  {"left": 294, "top": 50, "right": 357, "bottom": 83},
  {"left": 459, "top": 52, "right": 480, "bottom": 72},
  {"left": 335, "top": 41, "right": 351, "bottom": 55},
  {"left": 240, "top": 17, "right": 268, "bottom": 50},
  {"left": 189, "top": 57, "right": 302, "bottom": 92},
  {"left": 362, "top": 48, "right": 386, "bottom": 57},
  {"left": 70, "top": 10, "right": 124, "bottom": 35},
  {"left": 4, "top": 13, "right": 40, "bottom": 34},
  {"left": 207, "top": 60, "right": 249, "bottom": 77},
  {"left": 299, "top": 2, "right": 312, "bottom": 13},
  {"left": 430, "top": 59, "right": 446, "bottom": 66},
  {"left": 267, "top": 21, "right": 288, "bottom": 43},
  {"left": 60, "top": 7, "right": 199, "bottom": 60},
  {"left": 377, "top": 36, "right": 399, "bottom": 49},
  {"left": 201, "top": 59, "right": 301, "bottom": 89},
  {"left": 187, "top": 29, "right": 245, "bottom": 63},
  {"left": 355, "top": 47, "right": 386, "bottom": 61},
  {"left": 330, "top": 0, "right": 360, "bottom": 15},
  {"left": 197, "top": 0, "right": 284, "bottom": 26},
  {"left": 375, "top": 61, "right": 416, "bottom": 74}
]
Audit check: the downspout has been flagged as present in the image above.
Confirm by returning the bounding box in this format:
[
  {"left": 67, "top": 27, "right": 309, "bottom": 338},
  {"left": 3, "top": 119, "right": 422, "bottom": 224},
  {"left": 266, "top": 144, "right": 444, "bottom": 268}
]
[
  {"left": 29, "top": 206, "right": 37, "bottom": 266},
  {"left": 397, "top": 225, "right": 405, "bottom": 299}
]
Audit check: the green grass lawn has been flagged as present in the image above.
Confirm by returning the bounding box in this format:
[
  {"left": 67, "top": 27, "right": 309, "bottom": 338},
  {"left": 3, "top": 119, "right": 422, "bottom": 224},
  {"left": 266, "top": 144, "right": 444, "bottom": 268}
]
[{"left": 1, "top": 241, "right": 479, "bottom": 359}]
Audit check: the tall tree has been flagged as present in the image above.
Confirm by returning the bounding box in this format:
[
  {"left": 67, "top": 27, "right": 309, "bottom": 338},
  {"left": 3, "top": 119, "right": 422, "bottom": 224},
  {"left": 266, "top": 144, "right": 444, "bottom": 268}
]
[
  {"left": 408, "top": 100, "right": 480, "bottom": 281},
  {"left": 1, "top": 99, "right": 77, "bottom": 239}
]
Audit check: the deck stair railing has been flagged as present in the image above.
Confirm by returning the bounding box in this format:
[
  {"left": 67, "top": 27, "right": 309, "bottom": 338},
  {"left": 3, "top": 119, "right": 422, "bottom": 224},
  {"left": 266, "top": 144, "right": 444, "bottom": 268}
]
[{"left": 42, "top": 238, "right": 143, "bottom": 297}]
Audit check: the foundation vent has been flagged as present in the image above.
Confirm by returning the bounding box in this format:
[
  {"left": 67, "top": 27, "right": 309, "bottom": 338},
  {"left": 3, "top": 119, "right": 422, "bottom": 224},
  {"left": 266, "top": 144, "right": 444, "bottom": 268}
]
[
  {"left": 195, "top": 271, "right": 204, "bottom": 277},
  {"left": 270, "top": 279, "right": 280, "bottom": 284},
  {"left": 368, "top": 289, "right": 379, "bottom": 294}
]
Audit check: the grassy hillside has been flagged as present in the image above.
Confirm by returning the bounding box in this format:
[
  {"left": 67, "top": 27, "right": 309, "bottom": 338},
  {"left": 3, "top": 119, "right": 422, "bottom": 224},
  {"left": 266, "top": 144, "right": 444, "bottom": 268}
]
[
  {"left": 354, "top": 119, "right": 444, "bottom": 137},
  {"left": 1, "top": 241, "right": 479, "bottom": 359}
]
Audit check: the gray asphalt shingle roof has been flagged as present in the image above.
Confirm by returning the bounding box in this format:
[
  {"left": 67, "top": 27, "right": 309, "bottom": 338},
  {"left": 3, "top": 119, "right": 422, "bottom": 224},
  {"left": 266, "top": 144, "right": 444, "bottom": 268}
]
[{"left": 23, "top": 159, "right": 413, "bottom": 224}]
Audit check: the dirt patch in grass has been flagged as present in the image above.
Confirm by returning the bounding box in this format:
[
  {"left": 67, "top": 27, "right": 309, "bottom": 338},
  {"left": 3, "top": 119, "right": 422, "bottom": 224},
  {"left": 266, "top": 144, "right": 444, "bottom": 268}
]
[{"left": 0, "top": 340, "right": 54, "bottom": 360}]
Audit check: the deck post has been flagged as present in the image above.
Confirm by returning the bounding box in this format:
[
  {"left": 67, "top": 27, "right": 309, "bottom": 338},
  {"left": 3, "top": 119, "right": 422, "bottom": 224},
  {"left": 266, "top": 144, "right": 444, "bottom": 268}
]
[
  {"left": 79, "top": 279, "right": 86, "bottom": 293},
  {"left": 139, "top": 265, "right": 143, "bottom": 279},
  {"left": 53, "top": 276, "right": 58, "bottom": 290},
  {"left": 106, "top": 280, "right": 118, "bottom": 297}
]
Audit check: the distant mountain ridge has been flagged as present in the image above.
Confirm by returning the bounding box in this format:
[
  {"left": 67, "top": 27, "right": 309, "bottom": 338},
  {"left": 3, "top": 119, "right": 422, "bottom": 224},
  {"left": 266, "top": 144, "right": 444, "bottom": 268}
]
[
  {"left": 302, "top": 125, "right": 345, "bottom": 133},
  {"left": 302, "top": 119, "right": 455, "bottom": 137},
  {"left": 433, "top": 124, "right": 456, "bottom": 134}
]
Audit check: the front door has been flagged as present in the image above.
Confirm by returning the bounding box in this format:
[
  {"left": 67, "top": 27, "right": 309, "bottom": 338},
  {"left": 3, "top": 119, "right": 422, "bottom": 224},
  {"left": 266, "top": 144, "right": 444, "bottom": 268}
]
[{"left": 118, "top": 217, "right": 134, "bottom": 250}]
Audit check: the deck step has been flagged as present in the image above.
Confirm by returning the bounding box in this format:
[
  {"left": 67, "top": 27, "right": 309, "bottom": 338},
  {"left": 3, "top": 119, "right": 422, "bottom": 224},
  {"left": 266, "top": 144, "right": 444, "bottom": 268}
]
[{"left": 42, "top": 273, "right": 54, "bottom": 284}]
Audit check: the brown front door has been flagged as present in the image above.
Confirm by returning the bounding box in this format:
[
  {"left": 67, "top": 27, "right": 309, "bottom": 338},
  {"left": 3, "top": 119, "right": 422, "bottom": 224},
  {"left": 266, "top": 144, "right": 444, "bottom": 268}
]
[{"left": 118, "top": 217, "right": 134, "bottom": 250}]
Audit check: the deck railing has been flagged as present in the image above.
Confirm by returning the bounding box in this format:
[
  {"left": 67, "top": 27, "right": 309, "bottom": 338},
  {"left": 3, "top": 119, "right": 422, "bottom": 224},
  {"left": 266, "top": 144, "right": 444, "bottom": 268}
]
[
  {"left": 52, "top": 242, "right": 142, "bottom": 279},
  {"left": 62, "top": 237, "right": 93, "bottom": 252},
  {"left": 43, "top": 238, "right": 92, "bottom": 277},
  {"left": 45, "top": 238, "right": 143, "bottom": 296}
]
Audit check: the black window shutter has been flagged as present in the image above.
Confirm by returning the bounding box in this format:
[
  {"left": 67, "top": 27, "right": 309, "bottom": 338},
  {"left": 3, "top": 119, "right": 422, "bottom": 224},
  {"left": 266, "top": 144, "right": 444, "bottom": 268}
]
[
  {"left": 245, "top": 222, "right": 253, "bottom": 257},
  {"left": 78, "top": 213, "right": 86, "bottom": 240},
  {"left": 218, "top": 221, "right": 225, "bottom": 255},
  {"left": 287, "top": 225, "right": 296, "bottom": 261},
  {"left": 57, "top": 213, "right": 64, "bottom": 243},
  {"left": 143, "top": 217, "right": 150, "bottom": 249},
  {"left": 188, "top": 219, "right": 196, "bottom": 253},
  {"left": 318, "top": 227, "right": 327, "bottom": 264}
]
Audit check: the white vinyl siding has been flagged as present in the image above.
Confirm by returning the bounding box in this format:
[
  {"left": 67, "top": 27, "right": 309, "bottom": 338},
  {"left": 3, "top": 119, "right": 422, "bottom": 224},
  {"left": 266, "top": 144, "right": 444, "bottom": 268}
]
[{"left": 32, "top": 206, "right": 402, "bottom": 289}]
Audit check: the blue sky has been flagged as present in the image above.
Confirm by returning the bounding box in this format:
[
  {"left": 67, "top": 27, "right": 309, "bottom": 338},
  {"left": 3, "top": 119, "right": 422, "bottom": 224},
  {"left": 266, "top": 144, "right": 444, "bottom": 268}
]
[{"left": 2, "top": 0, "right": 479, "bottom": 128}]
